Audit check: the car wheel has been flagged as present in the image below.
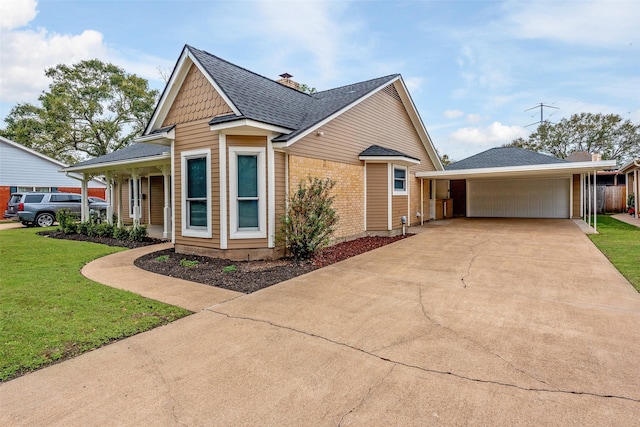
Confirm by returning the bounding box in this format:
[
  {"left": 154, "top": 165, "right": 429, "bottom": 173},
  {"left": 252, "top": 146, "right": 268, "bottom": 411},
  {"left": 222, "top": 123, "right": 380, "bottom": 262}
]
[{"left": 35, "top": 212, "right": 55, "bottom": 227}]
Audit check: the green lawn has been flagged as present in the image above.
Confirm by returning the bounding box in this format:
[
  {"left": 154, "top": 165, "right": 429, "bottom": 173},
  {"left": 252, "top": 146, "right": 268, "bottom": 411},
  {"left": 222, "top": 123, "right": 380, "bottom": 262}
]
[
  {"left": 0, "top": 227, "right": 191, "bottom": 381},
  {"left": 589, "top": 215, "right": 640, "bottom": 292}
]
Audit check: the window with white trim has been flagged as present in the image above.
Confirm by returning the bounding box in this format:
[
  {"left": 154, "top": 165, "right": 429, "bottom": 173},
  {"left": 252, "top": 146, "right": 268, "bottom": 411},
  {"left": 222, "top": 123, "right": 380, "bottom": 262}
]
[
  {"left": 229, "top": 146, "right": 266, "bottom": 239},
  {"left": 181, "top": 149, "right": 211, "bottom": 238},
  {"left": 393, "top": 165, "right": 408, "bottom": 195}
]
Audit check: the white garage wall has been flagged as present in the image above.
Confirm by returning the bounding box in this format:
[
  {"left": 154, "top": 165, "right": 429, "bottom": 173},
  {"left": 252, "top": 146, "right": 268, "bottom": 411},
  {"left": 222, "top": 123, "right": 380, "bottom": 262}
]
[{"left": 468, "top": 178, "right": 570, "bottom": 218}]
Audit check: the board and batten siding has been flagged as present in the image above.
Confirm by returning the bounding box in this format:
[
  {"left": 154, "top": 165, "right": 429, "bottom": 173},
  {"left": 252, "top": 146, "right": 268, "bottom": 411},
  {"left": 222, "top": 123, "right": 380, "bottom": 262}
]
[
  {"left": 226, "top": 135, "right": 269, "bottom": 250},
  {"left": 366, "top": 163, "right": 388, "bottom": 230},
  {"left": 286, "top": 84, "right": 436, "bottom": 173},
  {"left": 173, "top": 118, "right": 220, "bottom": 249}
]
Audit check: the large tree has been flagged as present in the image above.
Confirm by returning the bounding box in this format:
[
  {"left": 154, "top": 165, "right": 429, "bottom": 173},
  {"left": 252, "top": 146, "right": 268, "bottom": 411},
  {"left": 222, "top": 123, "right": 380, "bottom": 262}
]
[
  {"left": 1, "top": 59, "right": 158, "bottom": 164},
  {"left": 506, "top": 113, "right": 640, "bottom": 164}
]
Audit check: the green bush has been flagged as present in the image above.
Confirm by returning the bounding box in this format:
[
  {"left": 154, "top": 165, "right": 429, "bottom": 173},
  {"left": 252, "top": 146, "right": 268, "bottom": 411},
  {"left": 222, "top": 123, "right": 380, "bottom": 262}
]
[
  {"left": 95, "top": 222, "right": 114, "bottom": 237},
  {"left": 112, "top": 226, "right": 130, "bottom": 240},
  {"left": 280, "top": 176, "right": 338, "bottom": 260},
  {"left": 128, "top": 225, "right": 148, "bottom": 242},
  {"left": 56, "top": 209, "right": 77, "bottom": 234}
]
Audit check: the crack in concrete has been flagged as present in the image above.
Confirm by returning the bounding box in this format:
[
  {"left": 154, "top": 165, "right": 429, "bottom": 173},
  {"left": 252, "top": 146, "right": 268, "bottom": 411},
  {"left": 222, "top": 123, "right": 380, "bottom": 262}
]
[
  {"left": 338, "top": 365, "right": 395, "bottom": 426},
  {"left": 207, "top": 309, "right": 639, "bottom": 404},
  {"left": 417, "top": 284, "right": 549, "bottom": 387}
]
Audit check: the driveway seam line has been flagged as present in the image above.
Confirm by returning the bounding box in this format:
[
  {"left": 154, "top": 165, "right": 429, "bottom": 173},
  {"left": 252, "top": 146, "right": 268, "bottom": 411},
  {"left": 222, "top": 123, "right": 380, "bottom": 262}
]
[{"left": 208, "top": 309, "right": 640, "bottom": 403}]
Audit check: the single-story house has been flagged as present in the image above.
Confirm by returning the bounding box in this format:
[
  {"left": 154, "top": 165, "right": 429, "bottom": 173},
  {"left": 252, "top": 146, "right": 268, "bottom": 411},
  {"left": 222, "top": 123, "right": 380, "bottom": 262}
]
[
  {"left": 416, "top": 147, "right": 616, "bottom": 226},
  {"left": 62, "top": 45, "right": 617, "bottom": 257},
  {"left": 63, "top": 45, "right": 443, "bottom": 259},
  {"left": 0, "top": 136, "right": 106, "bottom": 216},
  {"left": 620, "top": 159, "right": 639, "bottom": 218}
]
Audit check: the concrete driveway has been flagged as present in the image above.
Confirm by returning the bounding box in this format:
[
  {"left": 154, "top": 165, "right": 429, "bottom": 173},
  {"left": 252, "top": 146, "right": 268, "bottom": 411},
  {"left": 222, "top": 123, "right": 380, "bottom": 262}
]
[{"left": 1, "top": 219, "right": 639, "bottom": 425}]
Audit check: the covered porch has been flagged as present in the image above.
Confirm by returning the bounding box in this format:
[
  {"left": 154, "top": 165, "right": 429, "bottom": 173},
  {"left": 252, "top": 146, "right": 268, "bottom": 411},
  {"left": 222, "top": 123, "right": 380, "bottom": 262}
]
[{"left": 61, "top": 143, "right": 172, "bottom": 239}]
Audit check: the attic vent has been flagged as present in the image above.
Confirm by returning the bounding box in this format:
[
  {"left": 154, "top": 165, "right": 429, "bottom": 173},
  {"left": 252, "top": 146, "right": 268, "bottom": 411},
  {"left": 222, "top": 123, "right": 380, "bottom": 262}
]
[
  {"left": 277, "top": 73, "right": 301, "bottom": 91},
  {"left": 382, "top": 85, "right": 402, "bottom": 103}
]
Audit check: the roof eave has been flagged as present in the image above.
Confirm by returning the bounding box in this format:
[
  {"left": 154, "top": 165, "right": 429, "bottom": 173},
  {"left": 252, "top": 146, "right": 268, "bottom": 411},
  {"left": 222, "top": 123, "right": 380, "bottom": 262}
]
[
  {"left": 134, "top": 128, "right": 175, "bottom": 146},
  {"left": 61, "top": 153, "right": 171, "bottom": 174},
  {"left": 210, "top": 119, "right": 292, "bottom": 135},
  {"left": 359, "top": 155, "right": 421, "bottom": 166}
]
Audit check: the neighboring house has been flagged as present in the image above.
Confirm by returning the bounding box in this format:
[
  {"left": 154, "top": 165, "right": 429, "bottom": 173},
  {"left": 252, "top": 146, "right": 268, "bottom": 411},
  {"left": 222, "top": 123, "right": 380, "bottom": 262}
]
[
  {"left": 63, "top": 45, "right": 442, "bottom": 259},
  {"left": 416, "top": 147, "right": 616, "bottom": 221},
  {"left": 0, "top": 136, "right": 106, "bottom": 217},
  {"left": 620, "top": 159, "right": 640, "bottom": 218}
]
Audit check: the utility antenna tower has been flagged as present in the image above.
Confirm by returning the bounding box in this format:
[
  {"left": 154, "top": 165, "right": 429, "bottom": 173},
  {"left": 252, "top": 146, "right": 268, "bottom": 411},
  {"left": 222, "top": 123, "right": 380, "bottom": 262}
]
[{"left": 525, "top": 103, "right": 558, "bottom": 127}]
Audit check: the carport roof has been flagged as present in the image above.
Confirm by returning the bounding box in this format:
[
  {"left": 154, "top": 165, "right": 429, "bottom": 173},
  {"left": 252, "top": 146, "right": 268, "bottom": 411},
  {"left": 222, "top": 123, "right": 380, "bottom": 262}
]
[{"left": 417, "top": 147, "right": 617, "bottom": 179}]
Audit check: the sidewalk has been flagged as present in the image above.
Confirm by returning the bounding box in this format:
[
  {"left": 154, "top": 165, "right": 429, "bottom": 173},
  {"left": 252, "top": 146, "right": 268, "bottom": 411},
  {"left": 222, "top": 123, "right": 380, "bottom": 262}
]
[{"left": 612, "top": 213, "right": 640, "bottom": 228}]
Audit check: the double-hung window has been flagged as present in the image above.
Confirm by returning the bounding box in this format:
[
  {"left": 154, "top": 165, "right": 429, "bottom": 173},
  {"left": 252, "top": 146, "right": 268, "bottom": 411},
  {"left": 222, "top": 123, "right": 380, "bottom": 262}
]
[
  {"left": 181, "top": 149, "right": 211, "bottom": 238},
  {"left": 229, "top": 147, "right": 266, "bottom": 239},
  {"left": 393, "top": 165, "right": 408, "bottom": 195}
]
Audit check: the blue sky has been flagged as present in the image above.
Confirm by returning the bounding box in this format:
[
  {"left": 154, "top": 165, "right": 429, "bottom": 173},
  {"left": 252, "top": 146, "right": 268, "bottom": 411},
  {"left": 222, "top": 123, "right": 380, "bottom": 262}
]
[{"left": 1, "top": 0, "right": 638, "bottom": 160}]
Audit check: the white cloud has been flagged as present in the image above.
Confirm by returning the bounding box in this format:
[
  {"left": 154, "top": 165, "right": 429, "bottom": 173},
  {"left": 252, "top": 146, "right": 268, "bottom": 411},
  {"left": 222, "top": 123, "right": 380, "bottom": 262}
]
[
  {"left": 466, "top": 113, "right": 482, "bottom": 124},
  {"left": 449, "top": 122, "right": 527, "bottom": 146},
  {"left": 443, "top": 109, "right": 464, "bottom": 119},
  {"left": 0, "top": 0, "right": 172, "bottom": 108},
  {"left": 403, "top": 76, "right": 424, "bottom": 92},
  {"left": 504, "top": 0, "right": 640, "bottom": 48},
  {"left": 0, "top": 28, "right": 108, "bottom": 103},
  {"left": 0, "top": 0, "right": 37, "bottom": 30}
]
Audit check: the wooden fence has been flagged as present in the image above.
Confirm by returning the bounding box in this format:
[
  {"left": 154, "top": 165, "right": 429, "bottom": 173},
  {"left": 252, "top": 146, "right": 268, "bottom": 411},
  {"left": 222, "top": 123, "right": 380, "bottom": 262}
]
[{"left": 595, "top": 185, "right": 627, "bottom": 213}]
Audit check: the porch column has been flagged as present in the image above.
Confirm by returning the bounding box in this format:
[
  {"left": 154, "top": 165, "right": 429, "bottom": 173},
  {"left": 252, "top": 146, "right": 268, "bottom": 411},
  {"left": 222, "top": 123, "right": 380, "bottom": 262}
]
[
  {"left": 81, "top": 173, "right": 89, "bottom": 222},
  {"left": 117, "top": 175, "right": 124, "bottom": 227},
  {"left": 430, "top": 180, "right": 436, "bottom": 220},
  {"left": 635, "top": 169, "right": 639, "bottom": 219},
  {"left": 161, "top": 165, "right": 171, "bottom": 239},
  {"left": 105, "top": 172, "right": 114, "bottom": 224},
  {"left": 132, "top": 169, "right": 140, "bottom": 227}
]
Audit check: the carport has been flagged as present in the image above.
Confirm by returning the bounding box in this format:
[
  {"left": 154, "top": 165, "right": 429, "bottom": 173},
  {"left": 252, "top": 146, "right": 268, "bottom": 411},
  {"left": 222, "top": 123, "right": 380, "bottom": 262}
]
[{"left": 416, "top": 148, "right": 616, "bottom": 232}]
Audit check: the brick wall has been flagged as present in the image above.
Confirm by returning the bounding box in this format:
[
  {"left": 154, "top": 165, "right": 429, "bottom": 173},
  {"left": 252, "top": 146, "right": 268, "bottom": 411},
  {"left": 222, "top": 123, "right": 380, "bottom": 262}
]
[{"left": 288, "top": 155, "right": 365, "bottom": 239}]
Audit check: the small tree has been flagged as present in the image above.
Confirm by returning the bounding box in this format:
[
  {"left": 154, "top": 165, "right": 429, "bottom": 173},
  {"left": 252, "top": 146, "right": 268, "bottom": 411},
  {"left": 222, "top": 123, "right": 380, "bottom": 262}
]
[{"left": 281, "top": 176, "right": 338, "bottom": 260}]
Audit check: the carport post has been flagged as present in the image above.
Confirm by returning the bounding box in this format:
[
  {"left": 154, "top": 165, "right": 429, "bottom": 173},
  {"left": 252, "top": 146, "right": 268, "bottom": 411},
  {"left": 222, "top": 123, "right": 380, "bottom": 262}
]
[
  {"left": 587, "top": 172, "right": 591, "bottom": 227},
  {"left": 593, "top": 170, "right": 597, "bottom": 233}
]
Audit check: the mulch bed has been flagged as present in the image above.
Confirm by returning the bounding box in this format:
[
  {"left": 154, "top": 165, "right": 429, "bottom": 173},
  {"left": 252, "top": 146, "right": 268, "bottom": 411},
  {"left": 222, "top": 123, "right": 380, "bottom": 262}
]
[
  {"left": 40, "top": 230, "right": 165, "bottom": 249},
  {"left": 42, "top": 230, "right": 413, "bottom": 293}
]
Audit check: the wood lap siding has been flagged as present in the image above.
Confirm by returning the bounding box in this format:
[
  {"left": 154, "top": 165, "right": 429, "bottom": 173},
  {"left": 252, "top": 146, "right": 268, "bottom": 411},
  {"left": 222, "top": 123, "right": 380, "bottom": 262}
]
[
  {"left": 274, "top": 151, "right": 286, "bottom": 244},
  {"left": 287, "top": 84, "right": 436, "bottom": 173},
  {"left": 149, "top": 176, "right": 164, "bottom": 224},
  {"left": 366, "top": 163, "right": 388, "bottom": 230},
  {"left": 572, "top": 174, "right": 580, "bottom": 218},
  {"left": 391, "top": 195, "right": 408, "bottom": 229},
  {"left": 174, "top": 118, "right": 220, "bottom": 249}
]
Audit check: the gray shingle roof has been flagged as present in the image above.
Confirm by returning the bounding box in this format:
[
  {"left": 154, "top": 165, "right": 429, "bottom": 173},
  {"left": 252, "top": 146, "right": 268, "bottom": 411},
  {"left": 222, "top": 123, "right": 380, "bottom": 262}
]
[
  {"left": 70, "top": 143, "right": 169, "bottom": 167},
  {"left": 446, "top": 147, "right": 567, "bottom": 170},
  {"left": 187, "top": 46, "right": 398, "bottom": 142},
  {"left": 359, "top": 145, "right": 420, "bottom": 161}
]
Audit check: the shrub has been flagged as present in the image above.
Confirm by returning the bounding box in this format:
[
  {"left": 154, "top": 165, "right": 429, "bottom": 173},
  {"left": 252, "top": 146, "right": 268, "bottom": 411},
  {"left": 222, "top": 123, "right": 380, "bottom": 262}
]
[
  {"left": 280, "top": 176, "right": 338, "bottom": 260},
  {"left": 95, "top": 222, "right": 114, "bottom": 237},
  {"left": 112, "top": 226, "right": 130, "bottom": 240},
  {"left": 128, "top": 225, "right": 148, "bottom": 242},
  {"left": 56, "top": 209, "right": 77, "bottom": 234}
]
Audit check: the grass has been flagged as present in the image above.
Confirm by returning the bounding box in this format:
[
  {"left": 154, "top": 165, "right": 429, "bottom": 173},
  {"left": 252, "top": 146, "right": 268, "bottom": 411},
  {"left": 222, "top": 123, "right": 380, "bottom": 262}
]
[
  {"left": 0, "top": 227, "right": 191, "bottom": 381},
  {"left": 589, "top": 215, "right": 640, "bottom": 291}
]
